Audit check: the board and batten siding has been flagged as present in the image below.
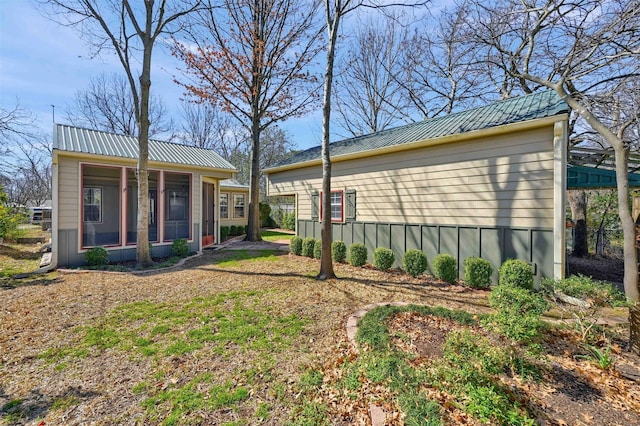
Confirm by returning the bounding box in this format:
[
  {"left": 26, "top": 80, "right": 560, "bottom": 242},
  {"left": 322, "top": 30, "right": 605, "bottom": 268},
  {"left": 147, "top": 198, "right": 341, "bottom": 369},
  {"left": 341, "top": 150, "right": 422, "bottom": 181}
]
[{"left": 267, "top": 125, "right": 562, "bottom": 282}]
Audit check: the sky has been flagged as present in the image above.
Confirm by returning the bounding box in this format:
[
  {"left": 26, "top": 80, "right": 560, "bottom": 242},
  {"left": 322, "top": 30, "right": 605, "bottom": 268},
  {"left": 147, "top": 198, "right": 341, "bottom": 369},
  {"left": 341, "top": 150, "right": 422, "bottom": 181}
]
[{"left": 0, "top": 0, "right": 325, "bottom": 150}]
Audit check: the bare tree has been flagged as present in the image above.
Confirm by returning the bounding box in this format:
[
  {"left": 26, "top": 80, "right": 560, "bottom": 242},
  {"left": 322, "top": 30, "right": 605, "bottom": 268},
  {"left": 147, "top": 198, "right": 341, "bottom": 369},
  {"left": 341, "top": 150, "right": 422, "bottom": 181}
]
[
  {"left": 174, "top": 0, "right": 322, "bottom": 242},
  {"left": 66, "top": 72, "right": 174, "bottom": 138},
  {"left": 0, "top": 101, "right": 51, "bottom": 207},
  {"left": 462, "top": 0, "right": 640, "bottom": 301},
  {"left": 333, "top": 14, "right": 409, "bottom": 136},
  {"left": 40, "top": 0, "right": 201, "bottom": 267},
  {"left": 400, "top": 5, "right": 495, "bottom": 118}
]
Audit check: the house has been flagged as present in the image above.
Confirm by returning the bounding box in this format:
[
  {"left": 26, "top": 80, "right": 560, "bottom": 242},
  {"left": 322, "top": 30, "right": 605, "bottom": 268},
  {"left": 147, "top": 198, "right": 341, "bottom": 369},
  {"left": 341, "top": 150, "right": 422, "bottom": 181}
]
[
  {"left": 265, "top": 91, "right": 569, "bottom": 282},
  {"left": 50, "top": 124, "right": 248, "bottom": 268},
  {"left": 218, "top": 179, "right": 250, "bottom": 229}
]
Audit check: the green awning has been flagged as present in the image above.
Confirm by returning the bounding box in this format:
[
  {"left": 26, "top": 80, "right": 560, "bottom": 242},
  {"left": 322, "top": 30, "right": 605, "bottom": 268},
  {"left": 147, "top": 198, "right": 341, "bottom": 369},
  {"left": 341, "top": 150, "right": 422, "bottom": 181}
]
[{"left": 567, "top": 165, "right": 640, "bottom": 189}]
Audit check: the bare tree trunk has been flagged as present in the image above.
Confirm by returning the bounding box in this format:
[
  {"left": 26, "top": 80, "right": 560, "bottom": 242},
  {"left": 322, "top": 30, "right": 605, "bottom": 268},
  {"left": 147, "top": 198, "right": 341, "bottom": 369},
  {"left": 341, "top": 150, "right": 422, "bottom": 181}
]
[
  {"left": 568, "top": 190, "right": 588, "bottom": 258},
  {"left": 245, "top": 118, "right": 262, "bottom": 242},
  {"left": 614, "top": 146, "right": 640, "bottom": 302}
]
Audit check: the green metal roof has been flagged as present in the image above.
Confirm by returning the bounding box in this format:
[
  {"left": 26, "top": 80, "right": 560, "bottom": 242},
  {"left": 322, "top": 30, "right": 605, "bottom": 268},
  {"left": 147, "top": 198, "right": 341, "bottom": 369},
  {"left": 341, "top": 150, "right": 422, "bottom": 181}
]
[
  {"left": 567, "top": 165, "right": 640, "bottom": 188},
  {"left": 268, "top": 90, "right": 568, "bottom": 170},
  {"left": 53, "top": 124, "right": 237, "bottom": 171},
  {"left": 220, "top": 179, "right": 249, "bottom": 189}
]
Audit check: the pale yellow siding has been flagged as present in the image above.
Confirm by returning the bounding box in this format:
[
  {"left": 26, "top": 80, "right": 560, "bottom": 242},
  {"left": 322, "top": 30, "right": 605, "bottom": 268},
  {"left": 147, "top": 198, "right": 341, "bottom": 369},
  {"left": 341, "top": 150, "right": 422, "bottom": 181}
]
[
  {"left": 219, "top": 190, "right": 250, "bottom": 227},
  {"left": 267, "top": 127, "right": 555, "bottom": 229},
  {"left": 57, "top": 156, "right": 80, "bottom": 229}
]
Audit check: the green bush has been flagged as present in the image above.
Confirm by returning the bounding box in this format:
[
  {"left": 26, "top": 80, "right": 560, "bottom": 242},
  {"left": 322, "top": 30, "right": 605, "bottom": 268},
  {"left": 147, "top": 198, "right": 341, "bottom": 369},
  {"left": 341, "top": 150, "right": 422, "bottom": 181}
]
[
  {"left": 349, "top": 243, "right": 368, "bottom": 267},
  {"left": 373, "top": 247, "right": 395, "bottom": 271},
  {"left": 332, "top": 241, "right": 347, "bottom": 263},
  {"left": 0, "top": 186, "right": 27, "bottom": 241},
  {"left": 220, "top": 226, "right": 229, "bottom": 242},
  {"left": 244, "top": 225, "right": 248, "bottom": 234},
  {"left": 499, "top": 259, "right": 533, "bottom": 290},
  {"left": 230, "top": 225, "right": 238, "bottom": 236},
  {"left": 402, "top": 249, "right": 428, "bottom": 277},
  {"left": 290, "top": 236, "right": 303, "bottom": 255},
  {"left": 541, "top": 274, "right": 626, "bottom": 307},
  {"left": 171, "top": 238, "right": 189, "bottom": 258},
  {"left": 259, "top": 203, "right": 274, "bottom": 227},
  {"left": 85, "top": 247, "right": 109, "bottom": 266},
  {"left": 282, "top": 211, "right": 296, "bottom": 231},
  {"left": 313, "top": 239, "right": 322, "bottom": 259},
  {"left": 488, "top": 285, "right": 549, "bottom": 342},
  {"left": 302, "top": 237, "right": 315, "bottom": 258},
  {"left": 464, "top": 257, "right": 493, "bottom": 289},
  {"left": 432, "top": 254, "right": 457, "bottom": 284}
]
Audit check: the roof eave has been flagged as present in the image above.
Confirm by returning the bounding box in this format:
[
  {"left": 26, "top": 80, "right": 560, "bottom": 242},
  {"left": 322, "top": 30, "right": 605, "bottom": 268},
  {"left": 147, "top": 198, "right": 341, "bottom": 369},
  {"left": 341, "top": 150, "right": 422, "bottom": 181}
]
[
  {"left": 264, "top": 113, "right": 569, "bottom": 174},
  {"left": 53, "top": 149, "right": 237, "bottom": 176}
]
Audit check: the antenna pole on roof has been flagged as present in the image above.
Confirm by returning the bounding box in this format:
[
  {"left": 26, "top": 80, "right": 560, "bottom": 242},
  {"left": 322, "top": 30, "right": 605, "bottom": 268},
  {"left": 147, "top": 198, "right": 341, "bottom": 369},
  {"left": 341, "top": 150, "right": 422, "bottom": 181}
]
[{"left": 51, "top": 104, "right": 55, "bottom": 123}]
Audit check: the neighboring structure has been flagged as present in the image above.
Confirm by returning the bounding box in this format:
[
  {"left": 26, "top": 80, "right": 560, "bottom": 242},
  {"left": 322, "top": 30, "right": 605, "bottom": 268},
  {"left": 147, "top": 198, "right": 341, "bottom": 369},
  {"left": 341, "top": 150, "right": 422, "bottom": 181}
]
[
  {"left": 219, "top": 179, "right": 250, "bottom": 229},
  {"left": 51, "top": 124, "right": 246, "bottom": 268},
  {"left": 265, "top": 91, "right": 569, "bottom": 282}
]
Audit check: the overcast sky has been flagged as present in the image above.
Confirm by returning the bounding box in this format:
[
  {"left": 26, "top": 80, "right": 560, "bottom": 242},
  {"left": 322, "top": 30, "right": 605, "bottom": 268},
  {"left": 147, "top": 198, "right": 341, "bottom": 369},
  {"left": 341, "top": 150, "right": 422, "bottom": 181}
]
[{"left": 0, "top": 0, "right": 324, "bottom": 149}]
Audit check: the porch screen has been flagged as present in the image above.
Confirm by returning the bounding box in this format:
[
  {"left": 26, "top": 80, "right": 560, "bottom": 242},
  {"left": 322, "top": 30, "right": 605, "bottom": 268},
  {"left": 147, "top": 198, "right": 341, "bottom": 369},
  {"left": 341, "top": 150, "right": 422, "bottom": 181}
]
[
  {"left": 126, "top": 170, "right": 159, "bottom": 244},
  {"left": 164, "top": 172, "right": 191, "bottom": 240},
  {"left": 82, "top": 165, "right": 121, "bottom": 247}
]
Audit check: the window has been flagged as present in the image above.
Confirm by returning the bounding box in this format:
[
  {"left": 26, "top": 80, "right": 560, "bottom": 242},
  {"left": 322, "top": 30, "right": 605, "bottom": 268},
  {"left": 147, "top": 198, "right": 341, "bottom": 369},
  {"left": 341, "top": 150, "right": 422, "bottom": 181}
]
[
  {"left": 330, "top": 191, "right": 343, "bottom": 221},
  {"left": 83, "top": 187, "right": 102, "bottom": 223},
  {"left": 319, "top": 190, "right": 344, "bottom": 222},
  {"left": 220, "top": 193, "right": 229, "bottom": 219},
  {"left": 233, "top": 194, "right": 245, "bottom": 218}
]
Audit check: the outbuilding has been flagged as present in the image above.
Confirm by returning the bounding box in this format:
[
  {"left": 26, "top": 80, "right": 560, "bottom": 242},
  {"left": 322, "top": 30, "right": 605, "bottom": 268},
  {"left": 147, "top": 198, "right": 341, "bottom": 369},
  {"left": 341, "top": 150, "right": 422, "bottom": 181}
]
[
  {"left": 265, "top": 91, "right": 569, "bottom": 282},
  {"left": 51, "top": 124, "right": 247, "bottom": 268}
]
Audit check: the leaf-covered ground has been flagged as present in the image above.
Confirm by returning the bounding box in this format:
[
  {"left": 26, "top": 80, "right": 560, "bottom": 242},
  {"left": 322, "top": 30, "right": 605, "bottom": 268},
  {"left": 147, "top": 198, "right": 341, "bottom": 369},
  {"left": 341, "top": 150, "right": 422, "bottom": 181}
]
[{"left": 1, "top": 243, "right": 638, "bottom": 425}]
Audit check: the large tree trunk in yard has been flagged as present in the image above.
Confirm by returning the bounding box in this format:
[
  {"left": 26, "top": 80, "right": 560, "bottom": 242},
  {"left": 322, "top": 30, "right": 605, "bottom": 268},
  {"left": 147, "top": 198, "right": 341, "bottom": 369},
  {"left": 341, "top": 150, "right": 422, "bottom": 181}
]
[{"left": 568, "top": 190, "right": 588, "bottom": 257}]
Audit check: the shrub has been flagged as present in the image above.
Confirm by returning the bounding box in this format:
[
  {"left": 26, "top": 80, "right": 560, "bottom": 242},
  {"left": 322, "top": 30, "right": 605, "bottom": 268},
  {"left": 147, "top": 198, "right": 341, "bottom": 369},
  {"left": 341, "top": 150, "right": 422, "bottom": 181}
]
[
  {"left": 402, "top": 249, "right": 428, "bottom": 277},
  {"left": 349, "top": 243, "right": 368, "bottom": 267},
  {"left": 244, "top": 225, "right": 248, "bottom": 234},
  {"left": 85, "top": 247, "right": 109, "bottom": 267},
  {"left": 290, "top": 236, "right": 303, "bottom": 255},
  {"left": 259, "top": 203, "right": 274, "bottom": 227},
  {"left": 313, "top": 239, "right": 322, "bottom": 259},
  {"left": 541, "top": 275, "right": 627, "bottom": 342},
  {"left": 373, "top": 247, "right": 395, "bottom": 271},
  {"left": 488, "top": 285, "right": 548, "bottom": 342},
  {"left": 282, "top": 211, "right": 296, "bottom": 231},
  {"left": 230, "top": 225, "right": 238, "bottom": 236},
  {"left": 332, "top": 241, "right": 347, "bottom": 263},
  {"left": 171, "top": 238, "right": 189, "bottom": 258},
  {"left": 464, "top": 257, "right": 493, "bottom": 289},
  {"left": 432, "top": 254, "right": 457, "bottom": 284},
  {"left": 499, "top": 259, "right": 533, "bottom": 290},
  {"left": 220, "top": 226, "right": 229, "bottom": 242},
  {"left": 302, "top": 237, "right": 315, "bottom": 258}
]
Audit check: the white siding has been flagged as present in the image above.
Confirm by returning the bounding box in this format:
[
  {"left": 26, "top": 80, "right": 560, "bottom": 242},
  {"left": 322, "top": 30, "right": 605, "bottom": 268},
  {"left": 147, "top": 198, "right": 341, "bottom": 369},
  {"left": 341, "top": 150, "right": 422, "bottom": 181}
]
[
  {"left": 57, "top": 156, "right": 80, "bottom": 229},
  {"left": 267, "top": 126, "right": 555, "bottom": 229}
]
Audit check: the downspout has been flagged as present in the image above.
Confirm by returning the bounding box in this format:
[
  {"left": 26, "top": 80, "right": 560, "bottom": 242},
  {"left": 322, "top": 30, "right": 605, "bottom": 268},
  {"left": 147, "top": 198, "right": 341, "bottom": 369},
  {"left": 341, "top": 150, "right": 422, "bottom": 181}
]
[{"left": 553, "top": 120, "right": 568, "bottom": 279}]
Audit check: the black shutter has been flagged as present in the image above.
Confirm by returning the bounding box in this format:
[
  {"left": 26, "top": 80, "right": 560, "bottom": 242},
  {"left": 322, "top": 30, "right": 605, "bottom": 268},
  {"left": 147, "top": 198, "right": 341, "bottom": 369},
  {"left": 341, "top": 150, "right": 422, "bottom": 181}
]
[
  {"left": 311, "top": 190, "right": 319, "bottom": 221},
  {"left": 345, "top": 189, "right": 356, "bottom": 222}
]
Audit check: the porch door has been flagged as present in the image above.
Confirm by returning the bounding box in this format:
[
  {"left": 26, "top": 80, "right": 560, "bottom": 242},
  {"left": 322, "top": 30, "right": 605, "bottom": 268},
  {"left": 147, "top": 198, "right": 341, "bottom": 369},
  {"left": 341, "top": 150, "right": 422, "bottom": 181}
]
[{"left": 202, "top": 182, "right": 216, "bottom": 246}]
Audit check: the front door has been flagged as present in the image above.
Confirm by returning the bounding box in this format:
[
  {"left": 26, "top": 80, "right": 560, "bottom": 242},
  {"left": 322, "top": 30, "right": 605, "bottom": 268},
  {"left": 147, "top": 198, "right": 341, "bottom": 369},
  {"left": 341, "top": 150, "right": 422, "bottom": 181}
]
[{"left": 202, "top": 183, "right": 215, "bottom": 247}]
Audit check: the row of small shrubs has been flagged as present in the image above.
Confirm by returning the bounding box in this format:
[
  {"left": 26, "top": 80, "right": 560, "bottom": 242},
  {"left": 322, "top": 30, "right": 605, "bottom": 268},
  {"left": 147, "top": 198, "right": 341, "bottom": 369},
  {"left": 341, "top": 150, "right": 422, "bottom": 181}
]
[
  {"left": 84, "top": 238, "right": 191, "bottom": 267},
  {"left": 220, "top": 225, "right": 248, "bottom": 241}
]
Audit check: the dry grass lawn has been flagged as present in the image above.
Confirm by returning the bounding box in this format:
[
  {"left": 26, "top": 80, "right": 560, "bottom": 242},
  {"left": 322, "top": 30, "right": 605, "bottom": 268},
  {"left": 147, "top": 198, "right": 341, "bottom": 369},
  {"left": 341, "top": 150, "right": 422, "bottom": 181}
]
[{"left": 2, "top": 244, "right": 637, "bottom": 425}]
